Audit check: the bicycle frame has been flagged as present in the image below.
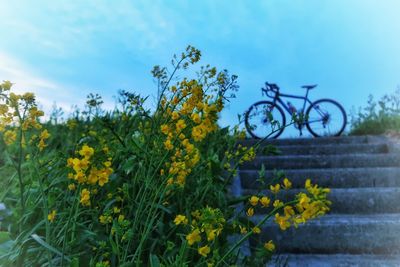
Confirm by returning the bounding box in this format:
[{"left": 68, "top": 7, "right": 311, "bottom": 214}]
[
  {"left": 263, "top": 87, "right": 310, "bottom": 113},
  {"left": 263, "top": 88, "right": 325, "bottom": 124}
]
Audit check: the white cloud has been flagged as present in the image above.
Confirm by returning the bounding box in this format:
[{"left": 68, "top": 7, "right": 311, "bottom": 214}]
[{"left": 0, "top": 52, "right": 79, "bottom": 113}]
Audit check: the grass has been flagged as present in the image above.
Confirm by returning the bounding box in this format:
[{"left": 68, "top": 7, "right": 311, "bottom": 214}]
[{"left": 350, "top": 89, "right": 400, "bottom": 135}]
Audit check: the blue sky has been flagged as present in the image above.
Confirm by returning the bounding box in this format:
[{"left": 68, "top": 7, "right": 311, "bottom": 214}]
[{"left": 1, "top": 0, "right": 400, "bottom": 136}]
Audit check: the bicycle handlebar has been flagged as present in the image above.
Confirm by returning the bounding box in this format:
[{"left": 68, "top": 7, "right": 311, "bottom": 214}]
[
  {"left": 265, "top": 82, "right": 279, "bottom": 91},
  {"left": 262, "top": 82, "right": 279, "bottom": 97}
]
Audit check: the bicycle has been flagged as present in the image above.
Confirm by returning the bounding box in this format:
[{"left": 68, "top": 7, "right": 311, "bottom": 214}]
[{"left": 245, "top": 82, "right": 347, "bottom": 139}]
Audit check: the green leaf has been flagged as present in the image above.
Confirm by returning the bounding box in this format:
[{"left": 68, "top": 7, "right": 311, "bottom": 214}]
[
  {"left": 150, "top": 254, "right": 161, "bottom": 267},
  {"left": 31, "top": 234, "right": 71, "bottom": 262},
  {"left": 155, "top": 203, "right": 172, "bottom": 214}
]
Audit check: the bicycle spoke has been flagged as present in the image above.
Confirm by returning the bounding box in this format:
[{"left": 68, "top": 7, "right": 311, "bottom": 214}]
[
  {"left": 306, "top": 99, "right": 346, "bottom": 137},
  {"left": 245, "top": 101, "right": 285, "bottom": 139}
]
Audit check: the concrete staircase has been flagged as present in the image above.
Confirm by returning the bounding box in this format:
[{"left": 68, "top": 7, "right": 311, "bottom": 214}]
[{"left": 238, "top": 135, "right": 400, "bottom": 267}]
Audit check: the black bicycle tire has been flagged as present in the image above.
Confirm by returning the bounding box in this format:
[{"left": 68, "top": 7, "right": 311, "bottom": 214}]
[
  {"left": 305, "top": 98, "right": 347, "bottom": 137},
  {"left": 245, "top": 100, "right": 286, "bottom": 139}
]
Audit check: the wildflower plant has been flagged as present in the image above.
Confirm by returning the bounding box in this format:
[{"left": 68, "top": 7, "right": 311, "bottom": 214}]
[{"left": 0, "top": 46, "right": 331, "bottom": 266}]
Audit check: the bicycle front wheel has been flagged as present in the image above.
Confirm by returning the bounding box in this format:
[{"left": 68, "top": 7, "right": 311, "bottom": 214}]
[
  {"left": 305, "top": 98, "right": 347, "bottom": 137},
  {"left": 245, "top": 101, "right": 286, "bottom": 139}
]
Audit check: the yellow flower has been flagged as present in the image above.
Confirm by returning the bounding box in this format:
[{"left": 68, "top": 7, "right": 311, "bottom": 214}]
[
  {"left": 1, "top": 80, "right": 12, "bottom": 91},
  {"left": 47, "top": 210, "right": 56, "bottom": 223},
  {"left": 298, "top": 193, "right": 311, "bottom": 209},
  {"left": 191, "top": 210, "right": 201, "bottom": 219},
  {"left": 178, "top": 133, "right": 186, "bottom": 140},
  {"left": 175, "top": 119, "right": 187, "bottom": 132},
  {"left": 206, "top": 229, "right": 217, "bottom": 241},
  {"left": 198, "top": 245, "right": 211, "bottom": 257},
  {"left": 284, "top": 205, "right": 295, "bottom": 217},
  {"left": 186, "top": 229, "right": 201, "bottom": 245},
  {"left": 160, "top": 124, "right": 170, "bottom": 135},
  {"left": 103, "top": 161, "right": 112, "bottom": 167},
  {"left": 38, "top": 139, "right": 46, "bottom": 151},
  {"left": 3, "top": 130, "right": 17, "bottom": 145},
  {"left": 239, "top": 225, "right": 247, "bottom": 234},
  {"left": 79, "top": 145, "right": 94, "bottom": 159},
  {"left": 192, "top": 126, "right": 205, "bottom": 142},
  {"left": 305, "top": 179, "right": 312, "bottom": 189},
  {"left": 118, "top": 215, "right": 125, "bottom": 223},
  {"left": 283, "top": 178, "right": 292, "bottom": 189},
  {"left": 80, "top": 188, "right": 91, "bottom": 206},
  {"left": 191, "top": 113, "right": 201, "bottom": 124},
  {"left": 270, "top": 184, "right": 280, "bottom": 194},
  {"left": 274, "top": 213, "right": 290, "bottom": 230},
  {"left": 249, "top": 196, "right": 259, "bottom": 206},
  {"left": 113, "top": 207, "right": 121, "bottom": 214},
  {"left": 68, "top": 183, "right": 76, "bottom": 191},
  {"left": 174, "top": 214, "right": 188, "bottom": 225},
  {"left": 98, "top": 169, "right": 111, "bottom": 187},
  {"left": 273, "top": 200, "right": 284, "bottom": 208},
  {"left": 246, "top": 207, "right": 254, "bottom": 217},
  {"left": 260, "top": 196, "right": 271, "bottom": 207},
  {"left": 40, "top": 129, "right": 50, "bottom": 139},
  {"left": 171, "top": 111, "right": 180, "bottom": 120},
  {"left": 22, "top": 92, "right": 35, "bottom": 102},
  {"left": 264, "top": 240, "right": 275, "bottom": 252},
  {"left": 99, "top": 215, "right": 112, "bottom": 224},
  {"left": 164, "top": 139, "right": 173, "bottom": 150},
  {"left": 74, "top": 171, "right": 86, "bottom": 183},
  {"left": 252, "top": 226, "right": 261, "bottom": 234}
]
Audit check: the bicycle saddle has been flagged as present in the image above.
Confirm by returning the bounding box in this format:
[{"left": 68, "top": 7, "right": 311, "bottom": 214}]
[{"left": 301, "top": 84, "right": 317, "bottom": 89}]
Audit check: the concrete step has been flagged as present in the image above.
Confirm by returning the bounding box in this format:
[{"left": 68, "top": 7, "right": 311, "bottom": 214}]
[
  {"left": 261, "top": 143, "right": 389, "bottom": 156},
  {"left": 240, "top": 167, "right": 400, "bottom": 189},
  {"left": 241, "top": 135, "right": 388, "bottom": 147},
  {"left": 241, "top": 153, "right": 400, "bottom": 170},
  {"left": 242, "top": 188, "right": 400, "bottom": 214},
  {"left": 251, "top": 214, "right": 400, "bottom": 254},
  {"left": 268, "top": 254, "right": 400, "bottom": 267}
]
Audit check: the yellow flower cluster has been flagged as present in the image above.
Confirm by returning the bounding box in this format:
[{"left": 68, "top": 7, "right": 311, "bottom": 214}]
[
  {"left": 249, "top": 195, "right": 271, "bottom": 208},
  {"left": 3, "top": 130, "right": 17, "bottom": 145},
  {"left": 174, "top": 207, "right": 225, "bottom": 258},
  {"left": 0, "top": 81, "right": 45, "bottom": 148},
  {"left": 99, "top": 214, "right": 113, "bottom": 225},
  {"left": 22, "top": 106, "right": 44, "bottom": 131},
  {"left": 159, "top": 79, "right": 224, "bottom": 187},
  {"left": 38, "top": 129, "right": 50, "bottom": 151},
  {"left": 223, "top": 145, "right": 256, "bottom": 174},
  {"left": 80, "top": 188, "right": 91, "bottom": 206},
  {"left": 264, "top": 240, "right": 275, "bottom": 252},
  {"left": 173, "top": 214, "right": 188, "bottom": 225},
  {"left": 67, "top": 145, "right": 113, "bottom": 206},
  {"left": 67, "top": 145, "right": 113, "bottom": 186},
  {"left": 274, "top": 179, "right": 330, "bottom": 230},
  {"left": 244, "top": 178, "right": 330, "bottom": 239}
]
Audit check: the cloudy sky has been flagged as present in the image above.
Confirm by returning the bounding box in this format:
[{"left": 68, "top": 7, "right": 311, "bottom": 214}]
[{"left": 1, "top": 0, "right": 399, "bottom": 136}]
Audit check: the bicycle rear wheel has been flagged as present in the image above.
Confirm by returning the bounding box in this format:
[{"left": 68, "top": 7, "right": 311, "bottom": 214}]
[
  {"left": 305, "top": 98, "right": 347, "bottom": 137},
  {"left": 245, "top": 101, "right": 286, "bottom": 139}
]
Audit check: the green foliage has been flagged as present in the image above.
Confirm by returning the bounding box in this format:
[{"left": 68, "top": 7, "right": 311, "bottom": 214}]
[{"left": 350, "top": 88, "right": 400, "bottom": 135}]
